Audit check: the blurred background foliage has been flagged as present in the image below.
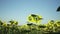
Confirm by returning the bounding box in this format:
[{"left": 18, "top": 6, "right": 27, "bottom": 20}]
[{"left": 0, "top": 14, "right": 60, "bottom": 34}]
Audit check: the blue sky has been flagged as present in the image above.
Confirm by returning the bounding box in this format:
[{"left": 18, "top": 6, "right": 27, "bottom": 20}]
[{"left": 0, "top": 0, "right": 60, "bottom": 25}]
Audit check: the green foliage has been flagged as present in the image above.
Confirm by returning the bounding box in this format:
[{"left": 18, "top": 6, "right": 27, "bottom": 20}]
[{"left": 0, "top": 18, "right": 60, "bottom": 34}]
